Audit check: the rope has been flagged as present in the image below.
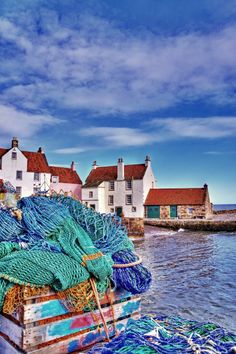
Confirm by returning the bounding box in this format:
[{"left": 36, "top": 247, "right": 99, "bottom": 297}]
[{"left": 112, "top": 253, "right": 142, "bottom": 268}]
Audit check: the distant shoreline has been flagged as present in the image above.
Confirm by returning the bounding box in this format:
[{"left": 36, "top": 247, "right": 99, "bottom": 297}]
[{"left": 145, "top": 213, "right": 236, "bottom": 232}]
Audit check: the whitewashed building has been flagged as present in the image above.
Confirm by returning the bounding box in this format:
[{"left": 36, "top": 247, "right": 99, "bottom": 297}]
[
  {"left": 0, "top": 138, "right": 82, "bottom": 198},
  {"left": 82, "top": 157, "right": 156, "bottom": 217}
]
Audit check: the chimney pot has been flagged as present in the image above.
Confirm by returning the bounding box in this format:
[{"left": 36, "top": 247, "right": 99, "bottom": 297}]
[
  {"left": 117, "top": 157, "right": 124, "bottom": 180},
  {"left": 12, "top": 137, "right": 18, "bottom": 148},
  {"left": 71, "top": 161, "right": 76, "bottom": 171},
  {"left": 145, "top": 155, "right": 151, "bottom": 167},
  {"left": 37, "top": 147, "right": 44, "bottom": 153},
  {"left": 92, "top": 161, "right": 97, "bottom": 170}
]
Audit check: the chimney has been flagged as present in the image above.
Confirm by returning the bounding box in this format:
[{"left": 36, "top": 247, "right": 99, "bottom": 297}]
[
  {"left": 37, "top": 147, "right": 44, "bottom": 153},
  {"left": 92, "top": 161, "right": 97, "bottom": 170},
  {"left": 71, "top": 161, "right": 75, "bottom": 171},
  {"left": 12, "top": 137, "right": 18, "bottom": 148},
  {"left": 117, "top": 158, "right": 124, "bottom": 180},
  {"left": 145, "top": 155, "right": 151, "bottom": 167},
  {"left": 204, "top": 183, "right": 208, "bottom": 189}
]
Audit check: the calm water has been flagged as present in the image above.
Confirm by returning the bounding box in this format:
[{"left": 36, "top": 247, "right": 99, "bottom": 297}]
[
  {"left": 213, "top": 204, "right": 236, "bottom": 211},
  {"left": 135, "top": 226, "right": 236, "bottom": 333}
]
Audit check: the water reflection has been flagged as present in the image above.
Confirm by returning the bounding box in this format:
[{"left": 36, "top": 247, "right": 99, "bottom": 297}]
[{"left": 135, "top": 226, "right": 236, "bottom": 333}]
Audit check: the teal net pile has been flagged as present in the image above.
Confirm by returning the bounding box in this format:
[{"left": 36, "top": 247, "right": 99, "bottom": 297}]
[
  {"left": 0, "top": 195, "right": 152, "bottom": 314},
  {"left": 88, "top": 314, "right": 236, "bottom": 353}
]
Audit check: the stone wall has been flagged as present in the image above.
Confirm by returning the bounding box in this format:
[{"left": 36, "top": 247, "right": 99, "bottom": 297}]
[
  {"left": 160, "top": 206, "right": 170, "bottom": 218},
  {"left": 177, "top": 204, "right": 210, "bottom": 219},
  {"left": 122, "top": 217, "right": 144, "bottom": 237}
]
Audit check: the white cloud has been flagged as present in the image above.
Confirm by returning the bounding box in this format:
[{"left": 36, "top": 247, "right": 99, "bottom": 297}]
[
  {"left": 150, "top": 117, "right": 236, "bottom": 139},
  {"left": 0, "top": 104, "right": 61, "bottom": 138},
  {"left": 80, "top": 127, "right": 151, "bottom": 146},
  {"left": 0, "top": 14, "right": 235, "bottom": 114},
  {"left": 54, "top": 147, "right": 90, "bottom": 154}
]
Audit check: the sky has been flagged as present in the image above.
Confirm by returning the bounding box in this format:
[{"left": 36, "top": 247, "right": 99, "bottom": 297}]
[{"left": 0, "top": 0, "right": 236, "bottom": 203}]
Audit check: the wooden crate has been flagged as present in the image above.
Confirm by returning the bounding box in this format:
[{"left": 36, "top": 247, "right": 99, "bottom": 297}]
[{"left": 0, "top": 287, "right": 140, "bottom": 354}]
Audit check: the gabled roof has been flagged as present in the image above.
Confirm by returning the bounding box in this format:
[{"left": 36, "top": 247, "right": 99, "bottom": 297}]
[
  {"left": 22, "top": 151, "right": 50, "bottom": 173},
  {"left": 49, "top": 166, "right": 82, "bottom": 184},
  {"left": 83, "top": 164, "right": 147, "bottom": 188},
  {"left": 0, "top": 148, "right": 50, "bottom": 173},
  {"left": 145, "top": 187, "right": 207, "bottom": 206}
]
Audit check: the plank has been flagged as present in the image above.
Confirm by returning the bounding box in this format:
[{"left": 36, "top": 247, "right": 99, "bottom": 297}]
[
  {"left": 0, "top": 314, "right": 23, "bottom": 347},
  {"left": 23, "top": 289, "right": 132, "bottom": 324},
  {"left": 23, "top": 299, "right": 141, "bottom": 349},
  {"left": 0, "top": 334, "right": 22, "bottom": 354},
  {"left": 27, "top": 314, "right": 140, "bottom": 354}
]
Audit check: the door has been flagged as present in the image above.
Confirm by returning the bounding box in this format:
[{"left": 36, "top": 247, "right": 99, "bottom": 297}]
[
  {"left": 147, "top": 206, "right": 160, "bottom": 218},
  {"left": 116, "top": 207, "right": 123, "bottom": 217},
  {"left": 170, "top": 205, "right": 177, "bottom": 218}
]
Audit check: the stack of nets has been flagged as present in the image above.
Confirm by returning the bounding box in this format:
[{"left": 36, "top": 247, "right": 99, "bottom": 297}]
[
  {"left": 0, "top": 196, "right": 152, "bottom": 314},
  {"left": 88, "top": 314, "right": 236, "bottom": 353}
]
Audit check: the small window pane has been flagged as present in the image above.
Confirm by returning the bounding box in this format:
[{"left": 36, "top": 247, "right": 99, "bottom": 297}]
[
  {"left": 109, "top": 181, "right": 115, "bottom": 190},
  {"left": 16, "top": 186, "right": 22, "bottom": 196},
  {"left": 34, "top": 172, "right": 40, "bottom": 181},
  {"left": 16, "top": 171, "right": 22, "bottom": 180},
  {"left": 52, "top": 176, "right": 58, "bottom": 183},
  {"left": 126, "top": 195, "right": 132, "bottom": 205},
  {"left": 12, "top": 152, "right": 17, "bottom": 159},
  {"left": 126, "top": 180, "right": 132, "bottom": 189},
  {"left": 108, "top": 195, "right": 114, "bottom": 205},
  {"left": 89, "top": 191, "right": 93, "bottom": 198}
]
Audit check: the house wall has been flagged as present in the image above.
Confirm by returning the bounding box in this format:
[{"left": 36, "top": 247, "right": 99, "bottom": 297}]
[
  {"left": 82, "top": 184, "right": 106, "bottom": 212},
  {"left": 146, "top": 203, "right": 212, "bottom": 219},
  {"left": 0, "top": 148, "right": 51, "bottom": 197},
  {"left": 50, "top": 182, "right": 82, "bottom": 199}
]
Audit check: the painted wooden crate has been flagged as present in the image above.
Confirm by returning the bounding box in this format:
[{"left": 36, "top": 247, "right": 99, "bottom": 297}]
[{"left": 0, "top": 287, "right": 140, "bottom": 354}]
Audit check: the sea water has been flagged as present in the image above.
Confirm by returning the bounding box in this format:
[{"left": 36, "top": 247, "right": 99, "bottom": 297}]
[
  {"left": 213, "top": 204, "right": 236, "bottom": 211},
  {"left": 136, "top": 226, "right": 236, "bottom": 333}
]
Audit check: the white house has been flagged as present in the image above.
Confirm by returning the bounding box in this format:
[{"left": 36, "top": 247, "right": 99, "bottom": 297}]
[
  {"left": 82, "top": 157, "right": 156, "bottom": 217},
  {"left": 0, "top": 138, "right": 82, "bottom": 198}
]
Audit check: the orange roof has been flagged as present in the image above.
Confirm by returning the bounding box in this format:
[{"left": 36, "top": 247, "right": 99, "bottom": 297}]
[
  {"left": 22, "top": 151, "right": 50, "bottom": 173},
  {"left": 49, "top": 166, "right": 82, "bottom": 184},
  {"left": 0, "top": 148, "right": 50, "bottom": 173},
  {"left": 145, "top": 188, "right": 207, "bottom": 206},
  {"left": 83, "top": 164, "right": 147, "bottom": 187}
]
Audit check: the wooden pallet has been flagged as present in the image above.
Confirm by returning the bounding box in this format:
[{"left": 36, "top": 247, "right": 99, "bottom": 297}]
[{"left": 0, "top": 287, "right": 140, "bottom": 354}]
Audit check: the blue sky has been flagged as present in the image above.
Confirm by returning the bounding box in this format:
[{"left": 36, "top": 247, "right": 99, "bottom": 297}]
[{"left": 0, "top": 0, "right": 236, "bottom": 203}]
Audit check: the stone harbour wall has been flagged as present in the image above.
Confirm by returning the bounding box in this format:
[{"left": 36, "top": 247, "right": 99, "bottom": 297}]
[
  {"left": 145, "top": 219, "right": 236, "bottom": 232},
  {"left": 122, "top": 217, "right": 144, "bottom": 237}
]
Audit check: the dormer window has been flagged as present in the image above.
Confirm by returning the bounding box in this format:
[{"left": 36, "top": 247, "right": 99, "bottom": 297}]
[
  {"left": 126, "top": 180, "right": 132, "bottom": 190},
  {"left": 109, "top": 181, "right": 115, "bottom": 191},
  {"left": 52, "top": 176, "right": 59, "bottom": 183},
  {"left": 12, "top": 152, "right": 17, "bottom": 159}
]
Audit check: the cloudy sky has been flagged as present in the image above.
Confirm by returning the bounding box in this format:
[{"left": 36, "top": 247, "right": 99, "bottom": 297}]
[{"left": 0, "top": 0, "right": 236, "bottom": 203}]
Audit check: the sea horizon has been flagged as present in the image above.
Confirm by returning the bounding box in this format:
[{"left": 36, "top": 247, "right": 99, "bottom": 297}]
[{"left": 213, "top": 204, "right": 236, "bottom": 211}]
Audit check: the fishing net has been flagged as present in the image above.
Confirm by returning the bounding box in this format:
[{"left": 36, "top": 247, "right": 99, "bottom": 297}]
[{"left": 89, "top": 314, "right": 236, "bottom": 353}]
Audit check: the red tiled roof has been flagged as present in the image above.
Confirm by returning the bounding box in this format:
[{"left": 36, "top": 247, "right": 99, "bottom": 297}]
[
  {"left": 0, "top": 148, "right": 50, "bottom": 173},
  {"left": 22, "top": 151, "right": 50, "bottom": 173},
  {"left": 49, "top": 166, "right": 82, "bottom": 184},
  {"left": 83, "top": 164, "right": 147, "bottom": 188},
  {"left": 0, "top": 148, "right": 8, "bottom": 157},
  {"left": 145, "top": 188, "right": 207, "bottom": 206}
]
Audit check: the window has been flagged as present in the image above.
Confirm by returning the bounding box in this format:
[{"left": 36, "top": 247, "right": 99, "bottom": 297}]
[
  {"left": 126, "top": 180, "right": 132, "bottom": 190},
  {"left": 16, "top": 170, "right": 22, "bottom": 180},
  {"left": 89, "top": 191, "right": 93, "bottom": 198},
  {"left": 12, "top": 152, "right": 17, "bottom": 159},
  {"left": 132, "top": 206, "right": 137, "bottom": 212},
  {"left": 52, "top": 176, "right": 58, "bottom": 183},
  {"left": 16, "top": 186, "right": 22, "bottom": 196},
  {"left": 108, "top": 195, "right": 114, "bottom": 205},
  {"left": 109, "top": 181, "right": 115, "bottom": 191},
  {"left": 126, "top": 194, "right": 132, "bottom": 205},
  {"left": 90, "top": 204, "right": 96, "bottom": 210},
  {"left": 110, "top": 208, "right": 114, "bottom": 213},
  {"left": 34, "top": 172, "right": 40, "bottom": 181}
]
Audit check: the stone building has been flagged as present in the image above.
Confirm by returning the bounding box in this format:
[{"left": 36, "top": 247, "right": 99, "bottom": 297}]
[
  {"left": 144, "top": 184, "right": 212, "bottom": 219},
  {"left": 82, "top": 156, "right": 156, "bottom": 218},
  {"left": 0, "top": 138, "right": 82, "bottom": 199}
]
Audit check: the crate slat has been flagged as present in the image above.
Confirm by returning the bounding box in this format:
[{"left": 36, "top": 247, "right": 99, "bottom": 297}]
[
  {"left": 0, "top": 314, "right": 23, "bottom": 347},
  {"left": 23, "top": 298, "right": 141, "bottom": 349}
]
